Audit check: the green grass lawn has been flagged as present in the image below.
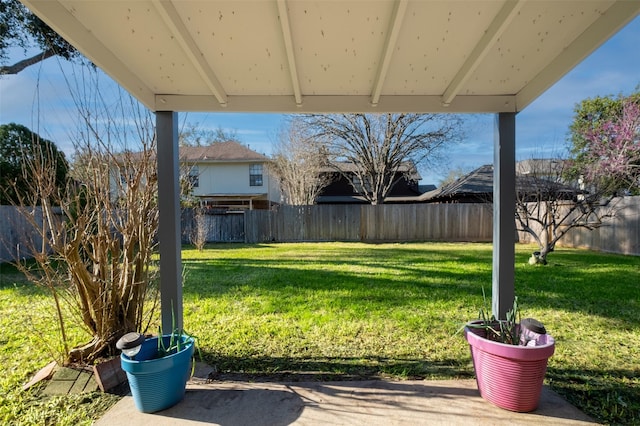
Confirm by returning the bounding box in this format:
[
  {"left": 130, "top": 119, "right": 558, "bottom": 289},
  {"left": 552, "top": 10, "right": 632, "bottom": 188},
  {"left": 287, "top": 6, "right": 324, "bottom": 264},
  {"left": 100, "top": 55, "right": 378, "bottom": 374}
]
[{"left": 1, "top": 242, "right": 639, "bottom": 425}]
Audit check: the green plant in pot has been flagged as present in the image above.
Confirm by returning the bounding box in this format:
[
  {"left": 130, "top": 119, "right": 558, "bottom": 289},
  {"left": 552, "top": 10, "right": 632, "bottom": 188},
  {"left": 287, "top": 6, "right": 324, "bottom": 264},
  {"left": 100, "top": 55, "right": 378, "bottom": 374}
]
[
  {"left": 466, "top": 295, "right": 526, "bottom": 344},
  {"left": 463, "top": 294, "right": 555, "bottom": 412},
  {"left": 117, "top": 326, "right": 197, "bottom": 413}
]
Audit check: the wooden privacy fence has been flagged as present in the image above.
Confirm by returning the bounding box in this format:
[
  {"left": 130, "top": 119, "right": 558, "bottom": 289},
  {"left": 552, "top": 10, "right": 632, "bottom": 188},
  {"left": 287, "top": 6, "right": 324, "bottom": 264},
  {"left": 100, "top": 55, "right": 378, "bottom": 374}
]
[
  {"left": 518, "top": 195, "right": 640, "bottom": 256},
  {"left": 181, "top": 210, "right": 245, "bottom": 243},
  {"left": 3, "top": 197, "right": 638, "bottom": 263},
  {"left": 0, "top": 206, "right": 48, "bottom": 263},
  {"left": 244, "top": 204, "right": 493, "bottom": 243}
]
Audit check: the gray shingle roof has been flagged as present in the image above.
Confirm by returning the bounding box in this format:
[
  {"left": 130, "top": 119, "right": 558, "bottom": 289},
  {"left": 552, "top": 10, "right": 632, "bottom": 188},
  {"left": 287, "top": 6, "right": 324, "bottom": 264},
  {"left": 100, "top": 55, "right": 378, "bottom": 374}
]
[
  {"left": 419, "top": 164, "right": 493, "bottom": 201},
  {"left": 180, "top": 141, "right": 268, "bottom": 162},
  {"left": 420, "top": 163, "right": 582, "bottom": 202},
  {"left": 439, "top": 164, "right": 494, "bottom": 195}
]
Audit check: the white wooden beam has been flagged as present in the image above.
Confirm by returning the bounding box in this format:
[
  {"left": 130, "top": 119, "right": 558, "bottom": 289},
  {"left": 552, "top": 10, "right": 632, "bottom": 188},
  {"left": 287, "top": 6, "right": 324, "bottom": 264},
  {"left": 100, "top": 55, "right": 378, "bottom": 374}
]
[
  {"left": 20, "top": 0, "right": 156, "bottom": 110},
  {"left": 276, "top": 0, "right": 303, "bottom": 107},
  {"left": 152, "top": 0, "right": 228, "bottom": 107},
  {"left": 370, "top": 0, "right": 408, "bottom": 107},
  {"left": 156, "top": 93, "right": 517, "bottom": 113},
  {"left": 442, "top": 0, "right": 524, "bottom": 107}
]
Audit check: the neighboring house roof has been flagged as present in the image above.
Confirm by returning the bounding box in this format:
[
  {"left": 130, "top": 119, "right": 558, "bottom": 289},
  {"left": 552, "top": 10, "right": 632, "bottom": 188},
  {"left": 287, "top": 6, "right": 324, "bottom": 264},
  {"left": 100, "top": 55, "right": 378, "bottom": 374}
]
[
  {"left": 516, "top": 175, "right": 581, "bottom": 201},
  {"left": 516, "top": 158, "right": 566, "bottom": 176},
  {"left": 114, "top": 141, "right": 269, "bottom": 164},
  {"left": 422, "top": 164, "right": 494, "bottom": 201},
  {"left": 418, "top": 184, "right": 437, "bottom": 193},
  {"left": 421, "top": 164, "right": 582, "bottom": 203},
  {"left": 315, "top": 195, "right": 369, "bottom": 204},
  {"left": 180, "top": 141, "right": 269, "bottom": 163}
]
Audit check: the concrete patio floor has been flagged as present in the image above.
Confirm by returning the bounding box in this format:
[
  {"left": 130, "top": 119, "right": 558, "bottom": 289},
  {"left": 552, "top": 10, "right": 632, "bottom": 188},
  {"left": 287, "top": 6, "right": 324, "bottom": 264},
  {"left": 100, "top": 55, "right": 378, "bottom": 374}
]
[{"left": 96, "top": 364, "right": 596, "bottom": 426}]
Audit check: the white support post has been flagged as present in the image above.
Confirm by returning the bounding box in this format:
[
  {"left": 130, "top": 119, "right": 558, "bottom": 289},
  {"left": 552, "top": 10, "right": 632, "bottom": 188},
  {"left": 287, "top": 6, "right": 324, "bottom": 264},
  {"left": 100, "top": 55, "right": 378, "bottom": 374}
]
[
  {"left": 492, "top": 112, "right": 516, "bottom": 319},
  {"left": 156, "top": 111, "right": 183, "bottom": 332}
]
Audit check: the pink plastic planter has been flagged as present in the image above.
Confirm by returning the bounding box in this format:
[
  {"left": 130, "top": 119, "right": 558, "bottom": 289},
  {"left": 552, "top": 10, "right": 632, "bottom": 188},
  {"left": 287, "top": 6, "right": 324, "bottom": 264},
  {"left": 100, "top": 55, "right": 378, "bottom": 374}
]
[{"left": 464, "top": 321, "right": 555, "bottom": 412}]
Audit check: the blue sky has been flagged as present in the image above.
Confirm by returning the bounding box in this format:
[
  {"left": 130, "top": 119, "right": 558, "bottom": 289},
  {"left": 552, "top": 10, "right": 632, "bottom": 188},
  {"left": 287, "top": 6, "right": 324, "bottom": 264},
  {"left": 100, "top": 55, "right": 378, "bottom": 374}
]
[{"left": 1, "top": 15, "right": 638, "bottom": 185}]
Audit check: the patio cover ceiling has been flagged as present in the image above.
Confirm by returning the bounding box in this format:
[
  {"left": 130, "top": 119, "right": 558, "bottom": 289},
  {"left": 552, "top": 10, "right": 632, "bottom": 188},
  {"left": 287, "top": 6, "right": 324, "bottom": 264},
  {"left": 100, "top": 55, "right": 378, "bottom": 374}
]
[
  {"left": 19, "top": 0, "right": 640, "bottom": 325},
  {"left": 21, "top": 0, "right": 640, "bottom": 114}
]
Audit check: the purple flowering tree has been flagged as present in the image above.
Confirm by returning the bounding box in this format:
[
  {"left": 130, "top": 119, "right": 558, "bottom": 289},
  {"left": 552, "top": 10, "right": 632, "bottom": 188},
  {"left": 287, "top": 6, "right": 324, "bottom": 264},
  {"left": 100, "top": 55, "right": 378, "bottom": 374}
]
[
  {"left": 586, "top": 101, "right": 640, "bottom": 185},
  {"left": 580, "top": 99, "right": 640, "bottom": 193},
  {"left": 517, "top": 94, "right": 639, "bottom": 265}
]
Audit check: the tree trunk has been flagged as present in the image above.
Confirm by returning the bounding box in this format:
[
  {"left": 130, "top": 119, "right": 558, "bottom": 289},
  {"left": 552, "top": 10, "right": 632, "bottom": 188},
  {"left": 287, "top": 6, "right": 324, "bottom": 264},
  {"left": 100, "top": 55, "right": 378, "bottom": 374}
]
[{"left": 528, "top": 249, "right": 548, "bottom": 265}]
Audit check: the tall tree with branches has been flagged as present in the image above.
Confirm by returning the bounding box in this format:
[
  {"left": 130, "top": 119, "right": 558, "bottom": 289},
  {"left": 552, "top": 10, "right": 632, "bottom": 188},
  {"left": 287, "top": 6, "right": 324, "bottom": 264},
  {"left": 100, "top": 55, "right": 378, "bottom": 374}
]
[
  {"left": 179, "top": 122, "right": 239, "bottom": 147},
  {"left": 270, "top": 117, "right": 333, "bottom": 205},
  {"left": 567, "top": 90, "right": 640, "bottom": 195},
  {"left": 301, "top": 113, "right": 463, "bottom": 205},
  {"left": 0, "top": 0, "right": 80, "bottom": 74},
  {"left": 579, "top": 99, "right": 640, "bottom": 193},
  {"left": 0, "top": 123, "right": 68, "bottom": 205}
]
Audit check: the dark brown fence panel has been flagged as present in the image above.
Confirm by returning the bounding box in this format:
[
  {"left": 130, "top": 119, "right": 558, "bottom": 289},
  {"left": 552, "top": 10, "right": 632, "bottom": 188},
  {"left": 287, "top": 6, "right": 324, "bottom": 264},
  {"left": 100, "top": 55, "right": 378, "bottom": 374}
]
[
  {"left": 208, "top": 212, "right": 245, "bottom": 242},
  {"left": 244, "top": 210, "right": 272, "bottom": 243},
  {"left": 183, "top": 210, "right": 245, "bottom": 243},
  {"left": 455, "top": 203, "right": 493, "bottom": 242}
]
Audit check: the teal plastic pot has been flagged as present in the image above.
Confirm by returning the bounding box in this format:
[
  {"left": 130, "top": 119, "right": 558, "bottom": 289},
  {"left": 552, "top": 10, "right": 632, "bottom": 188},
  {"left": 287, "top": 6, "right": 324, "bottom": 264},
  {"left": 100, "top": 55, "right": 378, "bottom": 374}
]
[{"left": 120, "top": 335, "right": 194, "bottom": 413}]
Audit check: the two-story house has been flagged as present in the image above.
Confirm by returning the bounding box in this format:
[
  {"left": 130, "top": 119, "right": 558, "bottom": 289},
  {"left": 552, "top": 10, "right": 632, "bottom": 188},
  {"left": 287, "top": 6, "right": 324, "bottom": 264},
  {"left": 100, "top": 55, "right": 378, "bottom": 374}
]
[{"left": 181, "top": 141, "right": 280, "bottom": 211}]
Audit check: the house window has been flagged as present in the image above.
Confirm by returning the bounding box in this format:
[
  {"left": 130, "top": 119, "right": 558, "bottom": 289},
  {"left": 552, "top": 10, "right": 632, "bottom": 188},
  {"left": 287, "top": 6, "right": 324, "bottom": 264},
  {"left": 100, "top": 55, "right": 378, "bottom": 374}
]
[
  {"left": 189, "top": 165, "right": 199, "bottom": 188},
  {"left": 250, "top": 164, "right": 263, "bottom": 186}
]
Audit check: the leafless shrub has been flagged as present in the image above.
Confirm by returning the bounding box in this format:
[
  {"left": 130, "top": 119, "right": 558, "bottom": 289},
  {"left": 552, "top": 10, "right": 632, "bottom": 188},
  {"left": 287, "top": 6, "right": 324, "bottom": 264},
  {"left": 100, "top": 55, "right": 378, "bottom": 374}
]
[
  {"left": 9, "top": 73, "right": 159, "bottom": 364},
  {"left": 269, "top": 116, "right": 334, "bottom": 205},
  {"left": 190, "top": 207, "right": 209, "bottom": 250}
]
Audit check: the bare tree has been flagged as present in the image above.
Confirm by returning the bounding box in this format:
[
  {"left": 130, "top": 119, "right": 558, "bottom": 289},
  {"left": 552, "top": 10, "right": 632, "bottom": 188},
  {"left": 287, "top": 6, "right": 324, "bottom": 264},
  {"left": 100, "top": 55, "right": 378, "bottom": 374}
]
[
  {"left": 9, "top": 69, "right": 159, "bottom": 363},
  {"left": 179, "top": 122, "right": 239, "bottom": 147},
  {"left": 515, "top": 158, "right": 617, "bottom": 265},
  {"left": 519, "top": 92, "right": 640, "bottom": 264},
  {"left": 301, "top": 113, "right": 463, "bottom": 204},
  {"left": 439, "top": 165, "right": 474, "bottom": 188},
  {"left": 189, "top": 206, "right": 209, "bottom": 250},
  {"left": 269, "top": 117, "right": 333, "bottom": 205}
]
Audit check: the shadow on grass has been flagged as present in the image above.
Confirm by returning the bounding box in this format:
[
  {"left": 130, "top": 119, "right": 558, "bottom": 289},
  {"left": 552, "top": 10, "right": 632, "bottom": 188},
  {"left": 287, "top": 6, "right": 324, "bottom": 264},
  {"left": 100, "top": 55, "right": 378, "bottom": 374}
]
[
  {"left": 196, "top": 350, "right": 473, "bottom": 382},
  {"left": 182, "top": 249, "right": 491, "bottom": 308},
  {"left": 547, "top": 366, "right": 640, "bottom": 425},
  {"left": 515, "top": 249, "right": 640, "bottom": 328},
  {"left": 182, "top": 244, "right": 639, "bottom": 326}
]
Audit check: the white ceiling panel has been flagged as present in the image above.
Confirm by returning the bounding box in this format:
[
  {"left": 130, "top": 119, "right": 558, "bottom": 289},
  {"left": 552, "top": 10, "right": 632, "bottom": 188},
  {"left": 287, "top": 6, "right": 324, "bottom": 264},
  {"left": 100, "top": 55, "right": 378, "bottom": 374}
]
[
  {"left": 21, "top": 0, "right": 640, "bottom": 113},
  {"left": 386, "top": 1, "right": 506, "bottom": 96},
  {"left": 466, "top": 0, "right": 617, "bottom": 96}
]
